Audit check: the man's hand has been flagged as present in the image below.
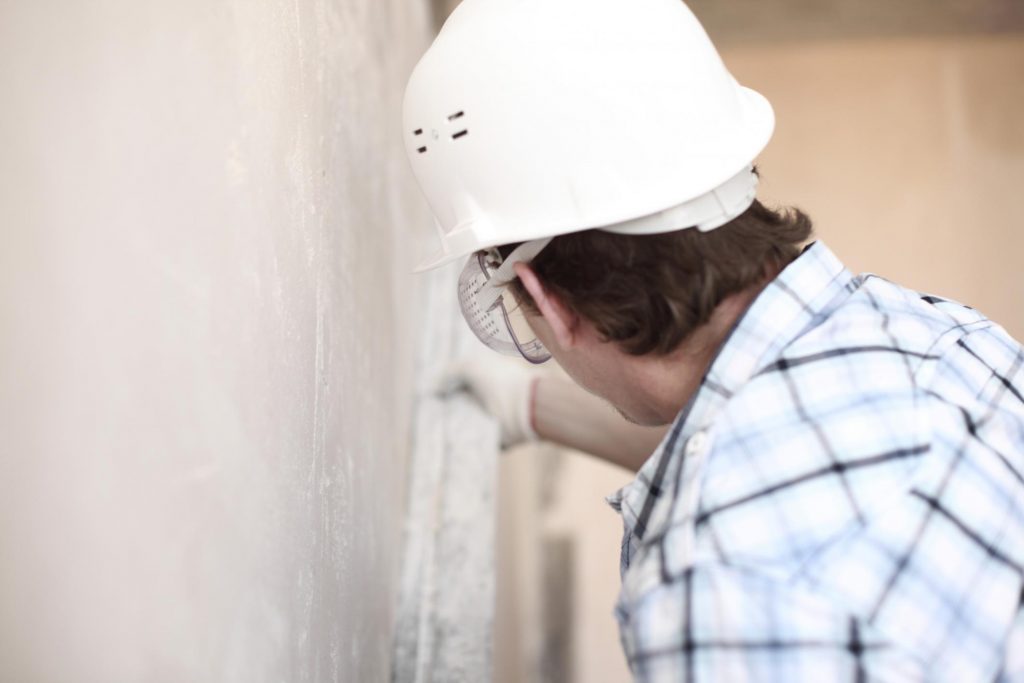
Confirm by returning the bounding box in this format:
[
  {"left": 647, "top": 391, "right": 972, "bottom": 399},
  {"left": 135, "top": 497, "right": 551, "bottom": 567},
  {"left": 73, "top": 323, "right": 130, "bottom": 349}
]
[{"left": 439, "top": 350, "right": 541, "bottom": 449}]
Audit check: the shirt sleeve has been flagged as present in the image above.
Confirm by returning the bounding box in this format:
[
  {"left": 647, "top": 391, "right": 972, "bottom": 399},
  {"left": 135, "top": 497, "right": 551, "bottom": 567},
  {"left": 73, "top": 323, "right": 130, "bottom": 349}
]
[{"left": 616, "top": 562, "right": 925, "bottom": 682}]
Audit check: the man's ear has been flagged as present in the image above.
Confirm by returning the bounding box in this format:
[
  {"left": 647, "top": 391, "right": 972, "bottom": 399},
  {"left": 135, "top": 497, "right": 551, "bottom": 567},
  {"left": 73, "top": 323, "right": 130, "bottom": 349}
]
[{"left": 513, "top": 261, "right": 579, "bottom": 350}]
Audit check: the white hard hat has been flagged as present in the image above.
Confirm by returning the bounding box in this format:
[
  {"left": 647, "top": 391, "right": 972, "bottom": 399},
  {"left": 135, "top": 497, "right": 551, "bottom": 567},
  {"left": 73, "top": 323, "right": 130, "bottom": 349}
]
[{"left": 403, "top": 0, "right": 775, "bottom": 272}]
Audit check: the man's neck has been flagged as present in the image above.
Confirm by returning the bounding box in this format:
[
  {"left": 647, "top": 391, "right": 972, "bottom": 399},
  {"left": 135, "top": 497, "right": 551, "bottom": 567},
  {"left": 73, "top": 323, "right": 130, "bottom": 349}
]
[{"left": 625, "top": 280, "right": 769, "bottom": 425}]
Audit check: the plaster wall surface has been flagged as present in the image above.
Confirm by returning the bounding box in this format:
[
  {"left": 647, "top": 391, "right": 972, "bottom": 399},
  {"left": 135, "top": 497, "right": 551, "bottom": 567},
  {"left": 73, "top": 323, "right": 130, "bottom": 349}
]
[{"left": 0, "top": 1, "right": 436, "bottom": 680}]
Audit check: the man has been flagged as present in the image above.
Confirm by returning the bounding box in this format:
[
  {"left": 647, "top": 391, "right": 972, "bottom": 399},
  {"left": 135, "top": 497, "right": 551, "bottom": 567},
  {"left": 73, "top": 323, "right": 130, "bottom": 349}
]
[{"left": 402, "top": 0, "right": 1024, "bottom": 680}]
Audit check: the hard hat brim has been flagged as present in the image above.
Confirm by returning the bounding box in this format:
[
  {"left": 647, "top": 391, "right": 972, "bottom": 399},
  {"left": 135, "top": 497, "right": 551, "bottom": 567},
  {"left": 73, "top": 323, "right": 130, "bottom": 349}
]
[{"left": 414, "top": 248, "right": 466, "bottom": 273}]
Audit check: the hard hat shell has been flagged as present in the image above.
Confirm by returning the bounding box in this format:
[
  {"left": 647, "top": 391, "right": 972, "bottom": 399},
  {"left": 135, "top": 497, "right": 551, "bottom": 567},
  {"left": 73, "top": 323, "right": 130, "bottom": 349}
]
[{"left": 403, "top": 0, "right": 775, "bottom": 271}]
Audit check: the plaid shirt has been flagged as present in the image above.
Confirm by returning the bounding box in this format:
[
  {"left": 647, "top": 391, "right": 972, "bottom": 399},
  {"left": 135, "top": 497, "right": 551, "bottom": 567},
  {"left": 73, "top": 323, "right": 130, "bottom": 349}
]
[{"left": 606, "top": 241, "right": 1024, "bottom": 682}]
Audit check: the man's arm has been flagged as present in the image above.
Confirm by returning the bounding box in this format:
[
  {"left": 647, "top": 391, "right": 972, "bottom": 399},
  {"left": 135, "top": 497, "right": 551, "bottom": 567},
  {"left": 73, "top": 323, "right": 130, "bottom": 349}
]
[
  {"left": 443, "top": 352, "right": 667, "bottom": 471},
  {"left": 532, "top": 375, "right": 667, "bottom": 472}
]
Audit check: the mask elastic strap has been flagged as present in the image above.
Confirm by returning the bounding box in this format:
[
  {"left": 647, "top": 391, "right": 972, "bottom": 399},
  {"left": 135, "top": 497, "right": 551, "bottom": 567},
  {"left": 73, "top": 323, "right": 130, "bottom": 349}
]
[{"left": 476, "top": 237, "right": 553, "bottom": 311}]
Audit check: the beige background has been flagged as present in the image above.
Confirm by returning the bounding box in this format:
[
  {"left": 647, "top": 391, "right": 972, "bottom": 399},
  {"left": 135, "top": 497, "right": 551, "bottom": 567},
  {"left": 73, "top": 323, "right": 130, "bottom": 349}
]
[
  {"left": 495, "top": 31, "right": 1024, "bottom": 683},
  {"left": 743, "top": 35, "right": 1024, "bottom": 340}
]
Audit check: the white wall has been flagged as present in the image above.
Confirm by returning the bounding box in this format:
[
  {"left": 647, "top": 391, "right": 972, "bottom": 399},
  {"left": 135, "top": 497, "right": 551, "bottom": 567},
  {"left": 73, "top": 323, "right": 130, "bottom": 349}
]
[{"left": 0, "top": 1, "right": 434, "bottom": 680}]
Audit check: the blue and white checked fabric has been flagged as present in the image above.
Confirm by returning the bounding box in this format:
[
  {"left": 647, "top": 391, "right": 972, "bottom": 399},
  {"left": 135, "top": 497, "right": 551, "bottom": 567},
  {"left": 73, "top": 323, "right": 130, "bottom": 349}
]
[{"left": 606, "top": 241, "right": 1024, "bottom": 682}]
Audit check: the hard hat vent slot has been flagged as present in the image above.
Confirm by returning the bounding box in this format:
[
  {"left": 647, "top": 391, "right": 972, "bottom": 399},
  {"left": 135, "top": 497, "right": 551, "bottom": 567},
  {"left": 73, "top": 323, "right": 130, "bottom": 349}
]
[
  {"left": 417, "top": 146, "right": 428, "bottom": 154},
  {"left": 452, "top": 130, "right": 469, "bottom": 140},
  {"left": 448, "top": 111, "right": 465, "bottom": 121},
  {"left": 413, "top": 128, "right": 424, "bottom": 135}
]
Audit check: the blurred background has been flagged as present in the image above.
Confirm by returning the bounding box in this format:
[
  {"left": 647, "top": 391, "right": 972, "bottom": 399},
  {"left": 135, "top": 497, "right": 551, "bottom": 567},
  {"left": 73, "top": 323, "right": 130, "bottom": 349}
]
[{"left": 1, "top": 0, "right": 1022, "bottom": 681}]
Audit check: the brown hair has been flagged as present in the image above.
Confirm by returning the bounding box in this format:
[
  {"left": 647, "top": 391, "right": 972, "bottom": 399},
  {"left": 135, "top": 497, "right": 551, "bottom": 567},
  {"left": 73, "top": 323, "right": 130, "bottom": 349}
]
[{"left": 501, "top": 199, "right": 813, "bottom": 356}]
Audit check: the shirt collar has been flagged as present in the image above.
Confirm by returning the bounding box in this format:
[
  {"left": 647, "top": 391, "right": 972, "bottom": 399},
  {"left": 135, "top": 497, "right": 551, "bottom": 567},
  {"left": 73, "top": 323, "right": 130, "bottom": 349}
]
[{"left": 607, "top": 241, "right": 855, "bottom": 538}]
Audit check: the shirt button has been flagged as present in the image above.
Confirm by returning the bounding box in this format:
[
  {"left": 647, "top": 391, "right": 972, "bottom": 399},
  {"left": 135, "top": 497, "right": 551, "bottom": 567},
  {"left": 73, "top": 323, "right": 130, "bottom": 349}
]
[{"left": 686, "top": 430, "right": 708, "bottom": 457}]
